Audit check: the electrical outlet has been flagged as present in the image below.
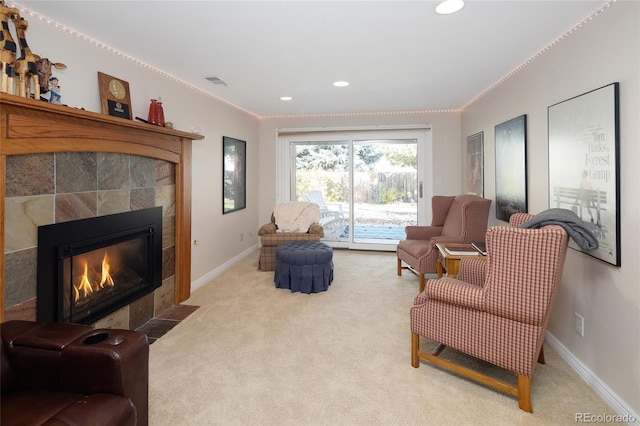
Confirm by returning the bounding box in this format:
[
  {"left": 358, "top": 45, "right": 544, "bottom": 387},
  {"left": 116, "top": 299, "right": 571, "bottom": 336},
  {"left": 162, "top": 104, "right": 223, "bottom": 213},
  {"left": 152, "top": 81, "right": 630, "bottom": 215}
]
[
  {"left": 575, "top": 312, "right": 585, "bottom": 337},
  {"left": 240, "top": 233, "right": 244, "bottom": 242}
]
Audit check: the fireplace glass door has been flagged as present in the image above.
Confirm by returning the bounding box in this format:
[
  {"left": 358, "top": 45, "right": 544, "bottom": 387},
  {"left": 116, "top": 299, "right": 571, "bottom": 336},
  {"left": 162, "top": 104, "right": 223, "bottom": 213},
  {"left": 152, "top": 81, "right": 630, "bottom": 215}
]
[
  {"left": 37, "top": 207, "right": 163, "bottom": 325},
  {"left": 61, "top": 232, "right": 150, "bottom": 323}
]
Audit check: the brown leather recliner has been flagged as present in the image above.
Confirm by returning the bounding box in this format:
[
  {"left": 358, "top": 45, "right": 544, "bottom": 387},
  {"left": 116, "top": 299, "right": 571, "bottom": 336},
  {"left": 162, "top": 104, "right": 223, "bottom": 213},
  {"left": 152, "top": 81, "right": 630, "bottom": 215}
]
[{"left": 1, "top": 320, "right": 149, "bottom": 426}]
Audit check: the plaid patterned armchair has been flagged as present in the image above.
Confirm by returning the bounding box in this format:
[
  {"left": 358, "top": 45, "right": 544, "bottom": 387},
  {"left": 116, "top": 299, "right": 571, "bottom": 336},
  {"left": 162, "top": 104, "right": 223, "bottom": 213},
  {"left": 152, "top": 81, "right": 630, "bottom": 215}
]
[
  {"left": 397, "top": 195, "right": 491, "bottom": 292},
  {"left": 410, "top": 213, "right": 569, "bottom": 412},
  {"left": 257, "top": 212, "right": 324, "bottom": 271}
]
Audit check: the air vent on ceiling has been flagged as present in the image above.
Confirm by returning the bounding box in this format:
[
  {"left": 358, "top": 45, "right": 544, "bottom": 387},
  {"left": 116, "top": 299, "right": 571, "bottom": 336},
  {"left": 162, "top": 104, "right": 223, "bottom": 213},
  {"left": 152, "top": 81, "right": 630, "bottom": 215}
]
[{"left": 205, "top": 76, "right": 228, "bottom": 86}]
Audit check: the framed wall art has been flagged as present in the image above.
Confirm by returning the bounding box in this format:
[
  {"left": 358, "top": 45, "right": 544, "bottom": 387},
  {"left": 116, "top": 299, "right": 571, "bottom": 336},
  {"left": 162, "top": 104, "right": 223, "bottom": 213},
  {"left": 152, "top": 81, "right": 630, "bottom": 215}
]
[
  {"left": 548, "top": 82, "right": 620, "bottom": 266},
  {"left": 465, "top": 131, "right": 484, "bottom": 197},
  {"left": 223, "top": 136, "right": 246, "bottom": 214},
  {"left": 495, "top": 115, "right": 527, "bottom": 222}
]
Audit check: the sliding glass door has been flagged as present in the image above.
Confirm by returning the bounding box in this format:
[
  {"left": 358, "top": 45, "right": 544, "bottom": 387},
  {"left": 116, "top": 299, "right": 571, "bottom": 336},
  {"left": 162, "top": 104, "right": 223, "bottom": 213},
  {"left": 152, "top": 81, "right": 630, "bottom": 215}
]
[
  {"left": 351, "top": 139, "right": 418, "bottom": 246},
  {"left": 281, "top": 128, "right": 431, "bottom": 251}
]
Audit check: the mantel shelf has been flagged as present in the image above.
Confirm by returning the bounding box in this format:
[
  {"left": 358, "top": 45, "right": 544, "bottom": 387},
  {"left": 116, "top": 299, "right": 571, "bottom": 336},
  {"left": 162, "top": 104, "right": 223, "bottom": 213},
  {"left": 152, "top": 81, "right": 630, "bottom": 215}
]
[
  {"left": 0, "top": 93, "right": 203, "bottom": 322},
  {"left": 0, "top": 93, "right": 204, "bottom": 142}
]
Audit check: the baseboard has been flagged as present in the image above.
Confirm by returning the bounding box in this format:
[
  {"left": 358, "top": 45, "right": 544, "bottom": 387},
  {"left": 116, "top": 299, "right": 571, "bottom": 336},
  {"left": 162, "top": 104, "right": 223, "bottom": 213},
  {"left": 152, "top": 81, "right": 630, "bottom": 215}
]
[
  {"left": 545, "top": 333, "right": 639, "bottom": 425},
  {"left": 191, "top": 245, "right": 259, "bottom": 293}
]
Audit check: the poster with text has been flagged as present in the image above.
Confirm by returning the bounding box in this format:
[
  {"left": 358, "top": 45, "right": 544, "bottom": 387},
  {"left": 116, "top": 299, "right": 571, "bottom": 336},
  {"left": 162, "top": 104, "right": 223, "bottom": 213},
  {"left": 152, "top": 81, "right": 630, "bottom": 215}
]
[{"left": 548, "top": 83, "right": 620, "bottom": 266}]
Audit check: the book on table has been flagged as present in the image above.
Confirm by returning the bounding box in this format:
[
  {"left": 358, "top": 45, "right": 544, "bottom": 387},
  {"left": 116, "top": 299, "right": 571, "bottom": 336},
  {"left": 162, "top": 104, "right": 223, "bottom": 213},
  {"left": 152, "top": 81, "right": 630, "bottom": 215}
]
[
  {"left": 471, "top": 241, "right": 487, "bottom": 256},
  {"left": 443, "top": 244, "right": 481, "bottom": 256}
]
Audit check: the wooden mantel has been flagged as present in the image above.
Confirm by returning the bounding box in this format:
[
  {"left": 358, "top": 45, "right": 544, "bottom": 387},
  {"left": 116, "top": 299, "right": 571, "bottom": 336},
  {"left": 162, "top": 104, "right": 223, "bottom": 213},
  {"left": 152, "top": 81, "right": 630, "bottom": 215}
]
[{"left": 0, "top": 94, "right": 204, "bottom": 322}]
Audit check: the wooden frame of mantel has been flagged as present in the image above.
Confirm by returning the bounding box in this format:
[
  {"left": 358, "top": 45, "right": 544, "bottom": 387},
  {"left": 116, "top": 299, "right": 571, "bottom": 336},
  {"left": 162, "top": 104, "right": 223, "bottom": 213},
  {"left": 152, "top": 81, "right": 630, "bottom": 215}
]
[{"left": 0, "top": 94, "right": 203, "bottom": 322}]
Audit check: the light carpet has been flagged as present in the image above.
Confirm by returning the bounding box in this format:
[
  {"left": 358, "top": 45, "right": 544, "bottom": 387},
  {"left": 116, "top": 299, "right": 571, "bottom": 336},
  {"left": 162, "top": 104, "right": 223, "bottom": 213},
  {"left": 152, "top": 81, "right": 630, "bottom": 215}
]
[{"left": 148, "top": 249, "right": 614, "bottom": 425}]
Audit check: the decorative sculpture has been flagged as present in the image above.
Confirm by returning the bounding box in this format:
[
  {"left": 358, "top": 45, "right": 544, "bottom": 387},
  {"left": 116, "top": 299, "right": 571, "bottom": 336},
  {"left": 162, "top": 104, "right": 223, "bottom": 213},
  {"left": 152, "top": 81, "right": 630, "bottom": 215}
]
[
  {"left": 0, "top": 0, "right": 19, "bottom": 94},
  {"left": 12, "top": 17, "right": 40, "bottom": 99},
  {"left": 48, "top": 75, "right": 61, "bottom": 104},
  {"left": 36, "top": 57, "right": 66, "bottom": 99}
]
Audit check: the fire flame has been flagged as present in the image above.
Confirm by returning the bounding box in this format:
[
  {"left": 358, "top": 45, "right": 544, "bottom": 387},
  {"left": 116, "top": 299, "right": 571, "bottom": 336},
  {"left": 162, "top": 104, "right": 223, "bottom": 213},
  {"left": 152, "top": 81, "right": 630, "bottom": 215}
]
[
  {"left": 75, "top": 261, "right": 94, "bottom": 301},
  {"left": 99, "top": 253, "right": 115, "bottom": 288},
  {"left": 73, "top": 252, "right": 115, "bottom": 302}
]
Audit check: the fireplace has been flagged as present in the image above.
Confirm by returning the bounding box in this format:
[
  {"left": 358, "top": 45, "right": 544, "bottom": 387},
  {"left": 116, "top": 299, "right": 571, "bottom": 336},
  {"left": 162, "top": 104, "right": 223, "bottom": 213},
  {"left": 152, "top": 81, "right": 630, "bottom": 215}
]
[{"left": 37, "top": 207, "right": 163, "bottom": 324}]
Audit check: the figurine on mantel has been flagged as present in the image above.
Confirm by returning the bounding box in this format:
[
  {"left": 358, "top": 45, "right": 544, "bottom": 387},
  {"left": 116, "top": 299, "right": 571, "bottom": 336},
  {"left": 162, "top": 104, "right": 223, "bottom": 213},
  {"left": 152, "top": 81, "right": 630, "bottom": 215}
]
[
  {"left": 48, "top": 75, "right": 61, "bottom": 104},
  {"left": 37, "top": 57, "right": 67, "bottom": 101}
]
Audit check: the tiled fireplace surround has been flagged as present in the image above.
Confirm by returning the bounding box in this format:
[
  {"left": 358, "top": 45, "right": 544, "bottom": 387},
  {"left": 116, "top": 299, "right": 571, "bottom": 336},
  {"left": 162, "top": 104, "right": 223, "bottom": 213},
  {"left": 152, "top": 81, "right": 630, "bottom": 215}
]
[
  {"left": 4, "top": 152, "right": 176, "bottom": 329},
  {"left": 0, "top": 95, "right": 202, "bottom": 328}
]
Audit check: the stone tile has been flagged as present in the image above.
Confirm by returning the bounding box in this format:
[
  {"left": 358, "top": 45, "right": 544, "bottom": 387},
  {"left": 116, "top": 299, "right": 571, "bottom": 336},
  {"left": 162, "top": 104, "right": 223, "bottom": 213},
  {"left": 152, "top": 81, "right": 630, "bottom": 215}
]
[
  {"left": 97, "top": 189, "right": 130, "bottom": 215},
  {"left": 5, "top": 153, "right": 55, "bottom": 197},
  {"left": 3, "top": 299, "right": 36, "bottom": 321},
  {"left": 130, "top": 156, "right": 155, "bottom": 189},
  {"left": 4, "top": 248, "right": 37, "bottom": 306},
  {"left": 130, "top": 187, "right": 155, "bottom": 211},
  {"left": 56, "top": 152, "right": 97, "bottom": 193},
  {"left": 156, "top": 160, "right": 175, "bottom": 186},
  {"left": 129, "top": 291, "right": 155, "bottom": 330},
  {"left": 157, "top": 304, "right": 199, "bottom": 321},
  {"left": 155, "top": 185, "right": 175, "bottom": 217},
  {"left": 162, "top": 216, "right": 175, "bottom": 249},
  {"left": 162, "top": 246, "right": 175, "bottom": 280},
  {"left": 55, "top": 192, "right": 97, "bottom": 223},
  {"left": 94, "top": 305, "right": 129, "bottom": 330},
  {"left": 98, "top": 153, "right": 129, "bottom": 190},
  {"left": 5, "top": 196, "right": 54, "bottom": 252},
  {"left": 136, "top": 318, "right": 180, "bottom": 343},
  {"left": 154, "top": 276, "right": 175, "bottom": 315}
]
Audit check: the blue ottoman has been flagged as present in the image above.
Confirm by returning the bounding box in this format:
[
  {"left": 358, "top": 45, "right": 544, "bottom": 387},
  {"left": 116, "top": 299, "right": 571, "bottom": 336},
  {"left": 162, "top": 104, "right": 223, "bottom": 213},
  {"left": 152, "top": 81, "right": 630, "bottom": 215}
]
[{"left": 274, "top": 241, "right": 333, "bottom": 294}]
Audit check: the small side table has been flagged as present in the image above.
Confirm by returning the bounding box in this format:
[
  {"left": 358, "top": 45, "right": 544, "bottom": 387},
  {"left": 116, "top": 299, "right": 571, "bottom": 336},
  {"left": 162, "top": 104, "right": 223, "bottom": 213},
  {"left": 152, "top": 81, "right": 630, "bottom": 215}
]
[{"left": 435, "top": 243, "right": 486, "bottom": 278}]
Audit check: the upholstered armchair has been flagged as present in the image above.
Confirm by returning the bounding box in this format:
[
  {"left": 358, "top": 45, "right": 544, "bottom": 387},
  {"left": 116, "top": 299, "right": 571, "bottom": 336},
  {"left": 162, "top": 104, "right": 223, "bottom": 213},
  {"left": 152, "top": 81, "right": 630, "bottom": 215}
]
[
  {"left": 410, "top": 213, "right": 569, "bottom": 412},
  {"left": 258, "top": 203, "right": 324, "bottom": 271},
  {"left": 397, "top": 194, "right": 491, "bottom": 292}
]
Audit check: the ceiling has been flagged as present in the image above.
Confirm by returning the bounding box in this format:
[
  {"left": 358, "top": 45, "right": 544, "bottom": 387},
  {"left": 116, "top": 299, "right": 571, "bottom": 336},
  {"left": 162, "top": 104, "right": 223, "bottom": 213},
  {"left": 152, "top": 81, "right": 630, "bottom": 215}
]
[{"left": 13, "top": 1, "right": 611, "bottom": 118}]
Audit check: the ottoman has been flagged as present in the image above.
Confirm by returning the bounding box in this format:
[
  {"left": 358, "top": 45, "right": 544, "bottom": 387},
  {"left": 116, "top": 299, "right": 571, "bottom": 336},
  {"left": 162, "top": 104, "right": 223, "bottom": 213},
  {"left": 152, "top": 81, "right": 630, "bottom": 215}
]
[{"left": 274, "top": 241, "right": 334, "bottom": 294}]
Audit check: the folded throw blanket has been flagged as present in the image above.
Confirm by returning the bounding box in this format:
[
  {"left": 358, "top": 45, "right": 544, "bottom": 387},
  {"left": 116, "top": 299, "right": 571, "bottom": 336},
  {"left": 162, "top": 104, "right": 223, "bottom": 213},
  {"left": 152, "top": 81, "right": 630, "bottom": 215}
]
[
  {"left": 274, "top": 202, "right": 320, "bottom": 233},
  {"left": 518, "top": 208, "right": 599, "bottom": 250}
]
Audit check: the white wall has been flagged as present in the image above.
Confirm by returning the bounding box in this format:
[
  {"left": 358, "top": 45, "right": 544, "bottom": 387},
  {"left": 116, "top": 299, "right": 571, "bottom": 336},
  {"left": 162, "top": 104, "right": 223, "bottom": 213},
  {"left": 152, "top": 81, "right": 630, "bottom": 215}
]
[
  {"left": 258, "top": 112, "right": 462, "bottom": 227},
  {"left": 461, "top": 1, "right": 639, "bottom": 417},
  {"left": 20, "top": 17, "right": 260, "bottom": 286}
]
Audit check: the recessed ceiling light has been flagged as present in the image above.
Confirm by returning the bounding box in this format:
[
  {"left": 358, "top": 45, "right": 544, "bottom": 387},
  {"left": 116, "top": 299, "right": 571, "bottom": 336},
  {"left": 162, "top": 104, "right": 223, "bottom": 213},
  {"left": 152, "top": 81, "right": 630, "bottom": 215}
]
[
  {"left": 333, "top": 81, "right": 349, "bottom": 87},
  {"left": 435, "top": 0, "right": 465, "bottom": 15},
  {"left": 280, "top": 96, "right": 293, "bottom": 101}
]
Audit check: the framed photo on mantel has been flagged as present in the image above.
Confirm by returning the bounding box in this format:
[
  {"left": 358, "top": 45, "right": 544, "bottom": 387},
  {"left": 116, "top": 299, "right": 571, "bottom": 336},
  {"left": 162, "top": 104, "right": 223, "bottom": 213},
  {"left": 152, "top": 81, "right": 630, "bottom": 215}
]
[{"left": 97, "top": 72, "right": 132, "bottom": 120}]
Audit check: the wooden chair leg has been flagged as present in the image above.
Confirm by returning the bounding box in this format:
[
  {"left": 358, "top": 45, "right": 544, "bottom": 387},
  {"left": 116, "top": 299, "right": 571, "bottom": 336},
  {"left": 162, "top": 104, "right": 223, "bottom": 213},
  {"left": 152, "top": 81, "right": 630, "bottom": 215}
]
[
  {"left": 411, "top": 333, "right": 420, "bottom": 368},
  {"left": 537, "top": 344, "right": 545, "bottom": 364},
  {"left": 419, "top": 274, "right": 425, "bottom": 293},
  {"left": 397, "top": 257, "right": 402, "bottom": 276},
  {"left": 517, "top": 375, "right": 533, "bottom": 413}
]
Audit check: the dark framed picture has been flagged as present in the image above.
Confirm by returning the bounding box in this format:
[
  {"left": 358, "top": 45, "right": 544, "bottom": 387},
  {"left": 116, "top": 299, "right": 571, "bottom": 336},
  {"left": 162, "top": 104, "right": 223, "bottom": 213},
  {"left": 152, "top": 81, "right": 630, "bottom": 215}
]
[
  {"left": 223, "top": 136, "right": 246, "bottom": 214},
  {"left": 495, "top": 115, "right": 527, "bottom": 221},
  {"left": 548, "top": 83, "right": 620, "bottom": 266},
  {"left": 465, "top": 131, "right": 484, "bottom": 197}
]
